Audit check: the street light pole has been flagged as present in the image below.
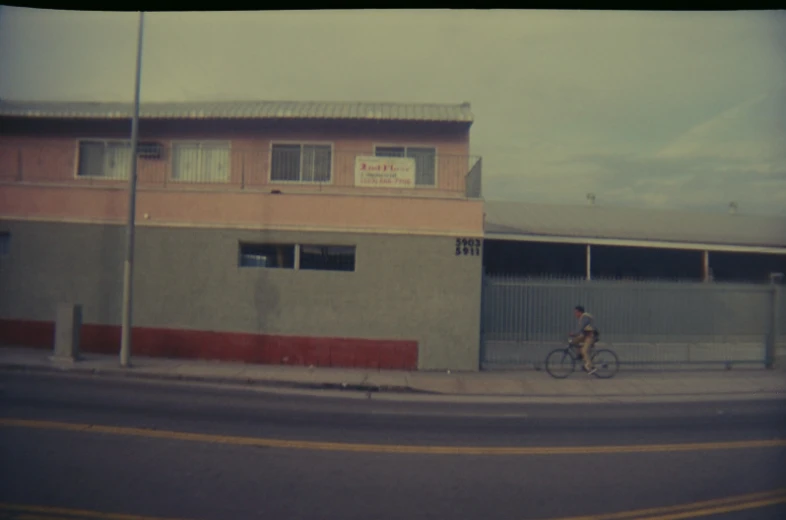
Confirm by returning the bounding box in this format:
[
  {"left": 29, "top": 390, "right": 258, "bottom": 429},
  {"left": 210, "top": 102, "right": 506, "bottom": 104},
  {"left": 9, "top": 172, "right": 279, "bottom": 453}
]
[{"left": 120, "top": 12, "right": 145, "bottom": 368}]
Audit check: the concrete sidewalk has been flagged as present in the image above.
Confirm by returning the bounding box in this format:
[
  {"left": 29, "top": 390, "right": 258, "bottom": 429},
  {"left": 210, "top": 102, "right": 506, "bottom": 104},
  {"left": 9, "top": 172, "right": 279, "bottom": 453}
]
[{"left": 1, "top": 346, "right": 784, "bottom": 404}]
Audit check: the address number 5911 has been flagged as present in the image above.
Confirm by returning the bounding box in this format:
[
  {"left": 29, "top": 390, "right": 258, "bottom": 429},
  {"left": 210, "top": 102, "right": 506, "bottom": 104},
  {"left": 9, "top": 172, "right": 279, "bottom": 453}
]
[{"left": 456, "top": 238, "right": 482, "bottom": 256}]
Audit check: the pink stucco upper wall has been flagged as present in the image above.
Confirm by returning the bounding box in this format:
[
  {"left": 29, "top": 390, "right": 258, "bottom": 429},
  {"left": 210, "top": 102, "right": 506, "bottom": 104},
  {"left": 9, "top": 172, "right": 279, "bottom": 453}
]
[
  {"left": 0, "top": 117, "right": 481, "bottom": 235},
  {"left": 0, "top": 184, "right": 485, "bottom": 236},
  {"left": 0, "top": 118, "right": 474, "bottom": 192}
]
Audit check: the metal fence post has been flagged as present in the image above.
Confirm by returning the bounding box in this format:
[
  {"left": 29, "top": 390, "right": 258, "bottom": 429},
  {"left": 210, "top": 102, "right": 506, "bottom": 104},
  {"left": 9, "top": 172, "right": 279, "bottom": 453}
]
[
  {"left": 767, "top": 273, "right": 784, "bottom": 369},
  {"left": 240, "top": 151, "right": 246, "bottom": 190},
  {"left": 478, "top": 273, "right": 487, "bottom": 370}
]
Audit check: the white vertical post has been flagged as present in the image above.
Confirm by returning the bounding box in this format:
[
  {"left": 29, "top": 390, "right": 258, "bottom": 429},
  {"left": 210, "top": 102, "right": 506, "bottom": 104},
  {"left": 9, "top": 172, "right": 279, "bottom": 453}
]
[
  {"left": 585, "top": 244, "right": 592, "bottom": 281},
  {"left": 767, "top": 273, "right": 783, "bottom": 369},
  {"left": 702, "top": 250, "right": 710, "bottom": 282}
]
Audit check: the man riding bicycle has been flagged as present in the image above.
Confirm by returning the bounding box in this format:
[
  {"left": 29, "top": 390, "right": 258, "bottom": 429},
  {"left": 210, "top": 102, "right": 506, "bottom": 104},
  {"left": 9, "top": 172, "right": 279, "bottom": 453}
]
[{"left": 569, "top": 305, "right": 598, "bottom": 375}]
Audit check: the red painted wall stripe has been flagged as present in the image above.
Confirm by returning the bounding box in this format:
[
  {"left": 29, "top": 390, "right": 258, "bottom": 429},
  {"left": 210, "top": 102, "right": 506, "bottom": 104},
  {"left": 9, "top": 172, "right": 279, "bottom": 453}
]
[{"left": 0, "top": 319, "right": 418, "bottom": 370}]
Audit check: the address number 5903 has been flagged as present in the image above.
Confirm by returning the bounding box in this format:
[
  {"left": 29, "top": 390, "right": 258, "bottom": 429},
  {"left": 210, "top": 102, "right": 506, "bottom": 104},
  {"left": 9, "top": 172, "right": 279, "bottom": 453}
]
[{"left": 456, "top": 238, "right": 482, "bottom": 256}]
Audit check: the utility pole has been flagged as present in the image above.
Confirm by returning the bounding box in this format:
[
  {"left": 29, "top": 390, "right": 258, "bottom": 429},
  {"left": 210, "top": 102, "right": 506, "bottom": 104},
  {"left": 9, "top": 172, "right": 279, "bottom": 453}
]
[{"left": 120, "top": 12, "right": 145, "bottom": 367}]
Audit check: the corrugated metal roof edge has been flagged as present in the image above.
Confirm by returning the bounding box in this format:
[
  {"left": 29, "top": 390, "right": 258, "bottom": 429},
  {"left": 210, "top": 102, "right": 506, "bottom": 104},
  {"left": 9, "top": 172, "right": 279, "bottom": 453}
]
[
  {"left": 0, "top": 113, "right": 474, "bottom": 123},
  {"left": 0, "top": 99, "right": 474, "bottom": 123},
  {"left": 483, "top": 199, "right": 785, "bottom": 223},
  {"left": 483, "top": 228, "right": 786, "bottom": 251},
  {"left": 0, "top": 98, "right": 472, "bottom": 107},
  {"left": 0, "top": 114, "right": 474, "bottom": 123},
  {"left": 484, "top": 231, "right": 786, "bottom": 255},
  {"left": 483, "top": 201, "right": 786, "bottom": 249}
]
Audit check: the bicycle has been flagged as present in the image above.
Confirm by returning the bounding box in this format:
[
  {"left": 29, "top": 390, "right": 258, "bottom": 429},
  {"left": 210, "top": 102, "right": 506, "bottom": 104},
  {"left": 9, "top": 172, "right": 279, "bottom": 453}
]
[{"left": 544, "top": 341, "right": 619, "bottom": 379}]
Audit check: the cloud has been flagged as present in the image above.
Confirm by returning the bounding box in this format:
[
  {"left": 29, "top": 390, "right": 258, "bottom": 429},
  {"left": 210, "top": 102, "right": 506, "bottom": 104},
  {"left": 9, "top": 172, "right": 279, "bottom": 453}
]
[
  {"left": 1, "top": 8, "right": 784, "bottom": 215},
  {"left": 484, "top": 150, "right": 786, "bottom": 215},
  {"left": 655, "top": 88, "right": 786, "bottom": 163},
  {"left": 483, "top": 84, "right": 786, "bottom": 215}
]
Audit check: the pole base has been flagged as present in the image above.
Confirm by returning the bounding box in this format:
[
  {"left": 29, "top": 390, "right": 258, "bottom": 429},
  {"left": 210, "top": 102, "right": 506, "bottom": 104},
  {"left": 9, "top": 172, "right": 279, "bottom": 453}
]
[{"left": 49, "top": 355, "right": 81, "bottom": 366}]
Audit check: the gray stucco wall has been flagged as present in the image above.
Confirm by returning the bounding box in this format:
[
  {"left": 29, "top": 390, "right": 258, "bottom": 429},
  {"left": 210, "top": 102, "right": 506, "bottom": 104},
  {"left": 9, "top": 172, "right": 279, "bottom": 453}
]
[{"left": 0, "top": 219, "right": 482, "bottom": 371}]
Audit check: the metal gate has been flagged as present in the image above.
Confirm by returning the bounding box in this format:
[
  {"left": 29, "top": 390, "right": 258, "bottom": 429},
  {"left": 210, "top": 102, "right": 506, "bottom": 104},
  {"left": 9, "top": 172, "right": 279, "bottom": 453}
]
[{"left": 480, "top": 275, "right": 785, "bottom": 370}]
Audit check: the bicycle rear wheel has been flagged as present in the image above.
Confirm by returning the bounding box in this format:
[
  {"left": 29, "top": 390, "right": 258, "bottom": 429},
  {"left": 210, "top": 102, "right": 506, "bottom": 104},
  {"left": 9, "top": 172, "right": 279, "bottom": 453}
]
[
  {"left": 545, "top": 349, "right": 576, "bottom": 379},
  {"left": 591, "top": 349, "right": 619, "bottom": 379}
]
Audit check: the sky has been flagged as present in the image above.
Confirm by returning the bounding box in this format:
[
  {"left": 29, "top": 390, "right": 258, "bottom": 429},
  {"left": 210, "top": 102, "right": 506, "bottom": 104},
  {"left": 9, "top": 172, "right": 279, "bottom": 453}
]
[{"left": 1, "top": 8, "right": 784, "bottom": 216}]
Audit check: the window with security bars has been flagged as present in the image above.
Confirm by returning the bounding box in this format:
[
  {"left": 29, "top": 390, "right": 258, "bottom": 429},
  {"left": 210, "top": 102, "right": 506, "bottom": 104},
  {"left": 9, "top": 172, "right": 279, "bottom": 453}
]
[
  {"left": 375, "top": 146, "right": 436, "bottom": 186},
  {"left": 299, "top": 245, "right": 356, "bottom": 272},
  {"left": 270, "top": 144, "right": 332, "bottom": 183},
  {"left": 238, "top": 243, "right": 296, "bottom": 269},
  {"left": 77, "top": 140, "right": 132, "bottom": 179},
  {"left": 172, "top": 142, "right": 230, "bottom": 183}
]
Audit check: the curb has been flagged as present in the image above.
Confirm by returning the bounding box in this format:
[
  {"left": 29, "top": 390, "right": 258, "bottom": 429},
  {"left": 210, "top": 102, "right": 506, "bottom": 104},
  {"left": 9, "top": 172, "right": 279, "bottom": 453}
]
[
  {"left": 0, "top": 362, "right": 428, "bottom": 395},
  {"left": 2, "top": 362, "right": 785, "bottom": 404}
]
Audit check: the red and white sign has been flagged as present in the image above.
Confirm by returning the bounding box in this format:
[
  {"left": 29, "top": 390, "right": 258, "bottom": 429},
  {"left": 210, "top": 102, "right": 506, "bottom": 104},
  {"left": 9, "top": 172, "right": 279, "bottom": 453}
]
[{"left": 354, "top": 156, "right": 416, "bottom": 188}]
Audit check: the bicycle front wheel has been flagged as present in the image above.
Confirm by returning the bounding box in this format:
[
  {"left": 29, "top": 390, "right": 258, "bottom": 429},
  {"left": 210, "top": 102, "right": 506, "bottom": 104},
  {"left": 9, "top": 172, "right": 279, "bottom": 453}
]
[
  {"left": 591, "top": 349, "right": 619, "bottom": 379},
  {"left": 545, "top": 349, "right": 576, "bottom": 379}
]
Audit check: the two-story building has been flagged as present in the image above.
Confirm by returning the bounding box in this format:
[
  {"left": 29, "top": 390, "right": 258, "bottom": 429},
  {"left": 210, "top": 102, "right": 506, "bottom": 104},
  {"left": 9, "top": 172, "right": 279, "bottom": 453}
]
[{"left": 0, "top": 100, "right": 485, "bottom": 371}]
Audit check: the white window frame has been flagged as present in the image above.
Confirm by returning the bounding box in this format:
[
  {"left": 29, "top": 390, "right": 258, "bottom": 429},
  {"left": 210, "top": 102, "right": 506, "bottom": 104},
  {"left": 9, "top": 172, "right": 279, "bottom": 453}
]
[
  {"left": 73, "top": 139, "right": 134, "bottom": 180},
  {"left": 238, "top": 242, "right": 297, "bottom": 269},
  {"left": 170, "top": 140, "right": 232, "bottom": 183},
  {"left": 372, "top": 143, "right": 439, "bottom": 188},
  {"left": 237, "top": 242, "right": 358, "bottom": 273},
  {"left": 268, "top": 141, "right": 334, "bottom": 185}
]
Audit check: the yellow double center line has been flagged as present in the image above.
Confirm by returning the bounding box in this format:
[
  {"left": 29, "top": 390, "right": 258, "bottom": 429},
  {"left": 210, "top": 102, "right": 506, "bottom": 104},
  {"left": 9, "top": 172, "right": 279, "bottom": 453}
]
[
  {"left": 1, "top": 418, "right": 785, "bottom": 455},
  {"left": 0, "top": 501, "right": 191, "bottom": 519},
  {"left": 1, "top": 418, "right": 784, "bottom": 519},
  {"left": 546, "top": 488, "right": 786, "bottom": 519},
  {"left": 1, "top": 489, "right": 784, "bottom": 520}
]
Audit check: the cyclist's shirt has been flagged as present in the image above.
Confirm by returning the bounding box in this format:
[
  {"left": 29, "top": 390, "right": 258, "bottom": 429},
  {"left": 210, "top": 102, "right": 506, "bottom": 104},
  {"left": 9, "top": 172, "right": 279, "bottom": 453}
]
[{"left": 573, "top": 312, "right": 595, "bottom": 336}]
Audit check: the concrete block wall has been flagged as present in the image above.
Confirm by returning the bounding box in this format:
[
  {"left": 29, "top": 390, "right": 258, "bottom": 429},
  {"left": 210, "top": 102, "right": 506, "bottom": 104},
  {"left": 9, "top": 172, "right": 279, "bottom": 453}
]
[{"left": 0, "top": 219, "right": 483, "bottom": 371}]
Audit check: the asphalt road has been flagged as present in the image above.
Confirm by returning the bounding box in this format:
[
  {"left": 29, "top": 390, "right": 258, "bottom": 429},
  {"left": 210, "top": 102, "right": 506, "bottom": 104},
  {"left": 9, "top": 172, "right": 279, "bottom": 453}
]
[{"left": 1, "top": 370, "right": 785, "bottom": 520}]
